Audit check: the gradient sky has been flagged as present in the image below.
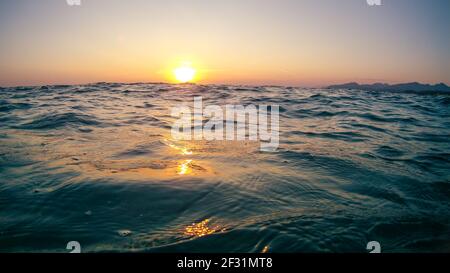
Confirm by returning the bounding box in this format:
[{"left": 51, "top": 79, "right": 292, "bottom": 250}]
[{"left": 0, "top": 0, "right": 449, "bottom": 87}]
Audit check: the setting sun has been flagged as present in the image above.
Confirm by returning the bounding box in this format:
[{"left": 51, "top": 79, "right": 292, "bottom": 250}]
[{"left": 174, "top": 65, "right": 196, "bottom": 83}]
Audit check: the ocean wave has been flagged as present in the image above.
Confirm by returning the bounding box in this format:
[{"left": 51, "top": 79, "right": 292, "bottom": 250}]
[
  {"left": 0, "top": 100, "right": 32, "bottom": 112},
  {"left": 14, "top": 112, "right": 102, "bottom": 130}
]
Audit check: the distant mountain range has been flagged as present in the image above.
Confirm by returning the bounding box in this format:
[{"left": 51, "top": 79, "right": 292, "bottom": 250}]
[{"left": 327, "top": 82, "right": 450, "bottom": 93}]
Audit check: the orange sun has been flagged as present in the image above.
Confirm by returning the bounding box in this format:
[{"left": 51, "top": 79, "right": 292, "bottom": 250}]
[{"left": 173, "top": 65, "right": 196, "bottom": 83}]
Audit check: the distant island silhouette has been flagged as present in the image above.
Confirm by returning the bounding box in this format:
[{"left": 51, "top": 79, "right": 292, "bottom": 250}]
[{"left": 327, "top": 82, "right": 450, "bottom": 93}]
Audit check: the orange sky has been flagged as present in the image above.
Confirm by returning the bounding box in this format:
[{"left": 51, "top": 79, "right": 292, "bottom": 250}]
[{"left": 0, "top": 0, "right": 449, "bottom": 87}]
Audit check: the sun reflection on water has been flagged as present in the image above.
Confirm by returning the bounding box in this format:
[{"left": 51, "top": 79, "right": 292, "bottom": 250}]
[
  {"left": 164, "top": 139, "right": 193, "bottom": 155},
  {"left": 180, "top": 148, "right": 193, "bottom": 155},
  {"left": 184, "top": 219, "right": 220, "bottom": 238},
  {"left": 178, "top": 159, "right": 193, "bottom": 175}
]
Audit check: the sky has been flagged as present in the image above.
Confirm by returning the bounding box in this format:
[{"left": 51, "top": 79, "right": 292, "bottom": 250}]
[{"left": 0, "top": 0, "right": 449, "bottom": 87}]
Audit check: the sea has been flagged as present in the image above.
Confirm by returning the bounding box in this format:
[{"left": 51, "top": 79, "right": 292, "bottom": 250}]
[{"left": 0, "top": 83, "right": 449, "bottom": 252}]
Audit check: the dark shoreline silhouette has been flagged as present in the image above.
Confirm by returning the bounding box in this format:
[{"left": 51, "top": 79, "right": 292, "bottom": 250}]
[{"left": 328, "top": 82, "right": 450, "bottom": 93}]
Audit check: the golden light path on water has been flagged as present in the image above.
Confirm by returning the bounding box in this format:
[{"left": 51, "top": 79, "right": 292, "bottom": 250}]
[{"left": 164, "top": 139, "right": 228, "bottom": 238}]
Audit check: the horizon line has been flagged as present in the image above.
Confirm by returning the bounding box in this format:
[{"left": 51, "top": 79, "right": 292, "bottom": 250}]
[{"left": 1, "top": 80, "right": 449, "bottom": 89}]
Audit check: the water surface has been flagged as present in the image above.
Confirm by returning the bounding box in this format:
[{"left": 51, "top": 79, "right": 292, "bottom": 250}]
[{"left": 0, "top": 83, "right": 449, "bottom": 252}]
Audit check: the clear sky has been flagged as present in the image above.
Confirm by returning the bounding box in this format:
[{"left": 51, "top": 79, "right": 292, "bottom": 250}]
[{"left": 0, "top": 0, "right": 449, "bottom": 87}]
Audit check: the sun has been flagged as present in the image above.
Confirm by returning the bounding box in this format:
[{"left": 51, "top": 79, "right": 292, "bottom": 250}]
[{"left": 173, "top": 65, "right": 196, "bottom": 83}]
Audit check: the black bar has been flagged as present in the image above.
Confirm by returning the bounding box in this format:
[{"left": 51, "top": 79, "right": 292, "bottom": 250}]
[{"left": 1, "top": 253, "right": 448, "bottom": 272}]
